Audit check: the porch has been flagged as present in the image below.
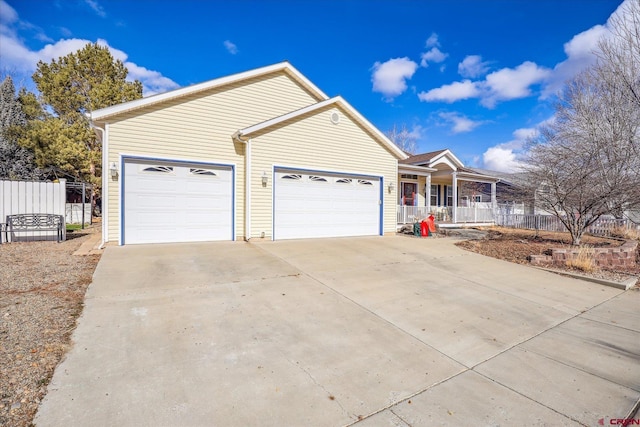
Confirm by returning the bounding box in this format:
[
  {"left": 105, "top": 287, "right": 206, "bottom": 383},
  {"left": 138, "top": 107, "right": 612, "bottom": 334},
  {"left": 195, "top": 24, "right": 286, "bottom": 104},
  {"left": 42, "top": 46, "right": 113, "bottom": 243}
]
[{"left": 396, "top": 149, "right": 504, "bottom": 227}]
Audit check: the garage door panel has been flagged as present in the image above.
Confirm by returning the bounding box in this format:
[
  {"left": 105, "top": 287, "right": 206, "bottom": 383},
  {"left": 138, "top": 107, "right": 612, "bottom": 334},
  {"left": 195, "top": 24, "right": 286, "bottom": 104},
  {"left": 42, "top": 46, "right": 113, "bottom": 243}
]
[
  {"left": 136, "top": 194, "right": 178, "bottom": 209},
  {"left": 124, "top": 160, "right": 233, "bottom": 244},
  {"left": 274, "top": 169, "right": 380, "bottom": 240}
]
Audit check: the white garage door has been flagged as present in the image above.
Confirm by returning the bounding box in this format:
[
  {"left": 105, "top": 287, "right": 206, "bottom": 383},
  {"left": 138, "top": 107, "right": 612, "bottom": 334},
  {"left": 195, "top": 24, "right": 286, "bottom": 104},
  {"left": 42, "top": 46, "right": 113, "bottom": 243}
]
[
  {"left": 274, "top": 169, "right": 381, "bottom": 240},
  {"left": 123, "top": 160, "right": 233, "bottom": 244}
]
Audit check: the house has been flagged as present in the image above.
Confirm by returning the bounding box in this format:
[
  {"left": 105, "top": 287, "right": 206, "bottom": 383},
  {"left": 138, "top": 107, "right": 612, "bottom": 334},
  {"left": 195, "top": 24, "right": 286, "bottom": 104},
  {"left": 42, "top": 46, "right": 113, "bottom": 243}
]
[
  {"left": 397, "top": 149, "right": 501, "bottom": 224},
  {"left": 90, "top": 62, "right": 406, "bottom": 245}
]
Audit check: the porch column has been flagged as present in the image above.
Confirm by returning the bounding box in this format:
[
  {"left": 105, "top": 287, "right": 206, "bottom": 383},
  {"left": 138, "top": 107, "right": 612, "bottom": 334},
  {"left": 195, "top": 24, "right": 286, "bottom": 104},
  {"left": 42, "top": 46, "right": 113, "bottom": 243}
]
[
  {"left": 491, "top": 182, "right": 497, "bottom": 209},
  {"left": 426, "top": 175, "right": 431, "bottom": 212},
  {"left": 452, "top": 172, "right": 458, "bottom": 223}
]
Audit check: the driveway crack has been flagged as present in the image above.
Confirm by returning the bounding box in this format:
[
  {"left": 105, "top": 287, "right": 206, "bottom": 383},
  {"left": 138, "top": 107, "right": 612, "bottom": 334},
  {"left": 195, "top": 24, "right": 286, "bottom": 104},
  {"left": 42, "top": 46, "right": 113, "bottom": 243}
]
[{"left": 282, "top": 356, "right": 351, "bottom": 420}]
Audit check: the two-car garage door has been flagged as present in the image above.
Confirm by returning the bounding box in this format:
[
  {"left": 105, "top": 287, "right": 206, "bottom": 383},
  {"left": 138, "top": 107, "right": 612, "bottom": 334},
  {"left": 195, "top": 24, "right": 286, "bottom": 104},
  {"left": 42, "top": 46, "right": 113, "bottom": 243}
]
[
  {"left": 122, "top": 160, "right": 381, "bottom": 243},
  {"left": 123, "top": 159, "right": 233, "bottom": 244},
  {"left": 273, "top": 169, "right": 381, "bottom": 240}
]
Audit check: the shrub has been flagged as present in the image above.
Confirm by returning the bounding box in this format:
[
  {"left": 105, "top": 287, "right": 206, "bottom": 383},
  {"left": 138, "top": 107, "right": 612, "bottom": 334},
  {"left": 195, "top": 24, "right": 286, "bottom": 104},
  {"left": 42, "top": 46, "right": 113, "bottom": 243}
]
[{"left": 566, "top": 245, "right": 596, "bottom": 272}]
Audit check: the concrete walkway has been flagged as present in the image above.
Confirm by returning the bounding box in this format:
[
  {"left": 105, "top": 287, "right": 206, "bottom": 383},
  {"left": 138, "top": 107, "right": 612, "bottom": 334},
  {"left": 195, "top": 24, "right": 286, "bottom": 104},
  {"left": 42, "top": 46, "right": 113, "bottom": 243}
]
[{"left": 35, "top": 236, "right": 640, "bottom": 426}]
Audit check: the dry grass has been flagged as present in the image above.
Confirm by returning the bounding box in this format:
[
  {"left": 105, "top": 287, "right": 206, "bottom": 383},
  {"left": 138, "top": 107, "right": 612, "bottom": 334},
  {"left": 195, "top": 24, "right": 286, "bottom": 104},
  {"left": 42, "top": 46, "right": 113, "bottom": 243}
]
[
  {"left": 566, "top": 245, "right": 596, "bottom": 273},
  {"left": 611, "top": 225, "right": 640, "bottom": 240}
]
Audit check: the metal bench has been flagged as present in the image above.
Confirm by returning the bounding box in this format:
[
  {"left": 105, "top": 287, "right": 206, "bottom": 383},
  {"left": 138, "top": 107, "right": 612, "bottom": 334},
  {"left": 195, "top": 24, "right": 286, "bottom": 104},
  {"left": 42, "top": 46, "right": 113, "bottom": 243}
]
[{"left": 6, "top": 214, "right": 65, "bottom": 243}]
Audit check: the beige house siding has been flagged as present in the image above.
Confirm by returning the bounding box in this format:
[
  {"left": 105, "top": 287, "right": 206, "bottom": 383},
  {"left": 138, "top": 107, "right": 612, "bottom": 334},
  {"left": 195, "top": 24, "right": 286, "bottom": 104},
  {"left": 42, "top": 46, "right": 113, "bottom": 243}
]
[
  {"left": 103, "top": 72, "right": 322, "bottom": 242},
  {"left": 249, "top": 105, "right": 398, "bottom": 239}
]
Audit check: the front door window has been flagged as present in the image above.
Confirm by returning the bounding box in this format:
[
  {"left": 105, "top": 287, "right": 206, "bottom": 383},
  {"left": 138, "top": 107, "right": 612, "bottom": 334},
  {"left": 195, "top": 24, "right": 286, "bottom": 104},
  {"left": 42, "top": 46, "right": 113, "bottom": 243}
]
[{"left": 402, "top": 182, "right": 417, "bottom": 206}]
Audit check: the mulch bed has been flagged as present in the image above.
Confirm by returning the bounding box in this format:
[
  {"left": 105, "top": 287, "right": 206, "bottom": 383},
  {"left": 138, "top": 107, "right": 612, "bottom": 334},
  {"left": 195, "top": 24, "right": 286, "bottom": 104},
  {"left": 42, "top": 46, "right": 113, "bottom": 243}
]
[
  {"left": 0, "top": 229, "right": 101, "bottom": 427},
  {"left": 455, "top": 227, "right": 640, "bottom": 284}
]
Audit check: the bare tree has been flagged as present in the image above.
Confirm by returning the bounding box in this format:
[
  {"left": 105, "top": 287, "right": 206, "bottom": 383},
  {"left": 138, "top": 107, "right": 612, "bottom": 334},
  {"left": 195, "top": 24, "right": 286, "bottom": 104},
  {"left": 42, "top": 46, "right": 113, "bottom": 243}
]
[
  {"left": 386, "top": 123, "right": 419, "bottom": 155},
  {"left": 516, "top": 0, "right": 640, "bottom": 245},
  {"left": 520, "top": 71, "right": 639, "bottom": 244}
]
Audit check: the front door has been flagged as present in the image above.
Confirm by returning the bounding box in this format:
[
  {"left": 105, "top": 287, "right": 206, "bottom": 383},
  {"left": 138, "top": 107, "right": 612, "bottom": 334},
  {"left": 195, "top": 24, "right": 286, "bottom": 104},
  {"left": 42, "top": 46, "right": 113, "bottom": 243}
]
[{"left": 402, "top": 182, "right": 417, "bottom": 206}]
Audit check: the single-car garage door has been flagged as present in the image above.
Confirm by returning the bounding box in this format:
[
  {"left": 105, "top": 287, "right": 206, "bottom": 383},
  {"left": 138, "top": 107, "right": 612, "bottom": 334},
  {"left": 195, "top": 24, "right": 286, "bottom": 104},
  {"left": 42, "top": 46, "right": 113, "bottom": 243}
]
[
  {"left": 123, "top": 159, "right": 233, "bottom": 244},
  {"left": 274, "top": 169, "right": 381, "bottom": 240}
]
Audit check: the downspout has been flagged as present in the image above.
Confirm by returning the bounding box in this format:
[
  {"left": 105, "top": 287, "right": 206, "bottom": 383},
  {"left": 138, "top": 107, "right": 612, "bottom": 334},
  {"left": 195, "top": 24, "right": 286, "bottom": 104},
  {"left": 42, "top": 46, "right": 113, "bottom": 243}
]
[
  {"left": 232, "top": 131, "right": 251, "bottom": 241},
  {"left": 90, "top": 121, "right": 108, "bottom": 249}
]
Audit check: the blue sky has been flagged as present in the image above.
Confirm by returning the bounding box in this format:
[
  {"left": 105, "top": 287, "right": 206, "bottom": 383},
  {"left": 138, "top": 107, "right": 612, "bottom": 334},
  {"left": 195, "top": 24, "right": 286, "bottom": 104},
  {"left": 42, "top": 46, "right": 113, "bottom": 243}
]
[{"left": 0, "top": 0, "right": 626, "bottom": 172}]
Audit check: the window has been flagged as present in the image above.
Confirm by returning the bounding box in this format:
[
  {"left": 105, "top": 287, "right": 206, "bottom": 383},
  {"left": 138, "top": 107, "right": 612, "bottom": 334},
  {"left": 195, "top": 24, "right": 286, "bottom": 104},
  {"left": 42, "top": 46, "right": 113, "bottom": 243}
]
[
  {"left": 473, "top": 195, "right": 482, "bottom": 203},
  {"left": 281, "top": 174, "right": 302, "bottom": 180},
  {"left": 190, "top": 168, "right": 217, "bottom": 176},
  {"left": 358, "top": 179, "right": 373, "bottom": 186},
  {"left": 446, "top": 185, "right": 453, "bottom": 207},
  {"left": 309, "top": 176, "right": 328, "bottom": 182},
  {"left": 142, "top": 166, "right": 173, "bottom": 173},
  {"left": 401, "top": 174, "right": 418, "bottom": 180},
  {"left": 430, "top": 184, "right": 438, "bottom": 206},
  {"left": 336, "top": 178, "right": 352, "bottom": 184}
]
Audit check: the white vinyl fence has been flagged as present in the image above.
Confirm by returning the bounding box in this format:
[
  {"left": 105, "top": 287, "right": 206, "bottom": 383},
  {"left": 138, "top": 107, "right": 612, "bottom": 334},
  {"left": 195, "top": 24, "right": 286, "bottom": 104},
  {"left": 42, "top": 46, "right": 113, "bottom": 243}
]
[
  {"left": 495, "top": 213, "right": 640, "bottom": 237},
  {"left": 0, "top": 179, "right": 67, "bottom": 242},
  {"left": 66, "top": 203, "right": 92, "bottom": 225}
]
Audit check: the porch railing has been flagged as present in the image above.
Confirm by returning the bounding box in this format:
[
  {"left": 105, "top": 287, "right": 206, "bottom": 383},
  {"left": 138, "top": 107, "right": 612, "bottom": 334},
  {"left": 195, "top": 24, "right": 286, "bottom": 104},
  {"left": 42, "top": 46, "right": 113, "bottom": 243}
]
[
  {"left": 397, "top": 206, "right": 453, "bottom": 223},
  {"left": 397, "top": 206, "right": 430, "bottom": 224},
  {"left": 456, "top": 206, "right": 495, "bottom": 223}
]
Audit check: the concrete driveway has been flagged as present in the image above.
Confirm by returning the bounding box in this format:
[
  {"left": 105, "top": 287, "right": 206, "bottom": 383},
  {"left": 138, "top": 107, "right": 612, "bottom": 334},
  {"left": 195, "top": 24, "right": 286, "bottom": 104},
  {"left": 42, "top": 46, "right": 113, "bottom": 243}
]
[{"left": 35, "top": 236, "right": 640, "bottom": 426}]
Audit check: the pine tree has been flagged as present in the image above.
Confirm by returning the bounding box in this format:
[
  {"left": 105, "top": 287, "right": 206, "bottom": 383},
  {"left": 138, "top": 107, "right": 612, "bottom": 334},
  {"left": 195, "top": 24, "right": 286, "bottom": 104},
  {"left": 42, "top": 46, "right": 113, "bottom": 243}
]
[
  {"left": 20, "top": 42, "right": 143, "bottom": 187},
  {"left": 0, "top": 76, "right": 42, "bottom": 180}
]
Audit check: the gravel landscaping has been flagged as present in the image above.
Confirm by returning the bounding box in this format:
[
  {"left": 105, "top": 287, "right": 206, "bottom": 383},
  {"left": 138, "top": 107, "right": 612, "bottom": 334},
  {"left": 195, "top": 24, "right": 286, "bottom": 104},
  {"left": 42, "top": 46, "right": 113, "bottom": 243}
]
[{"left": 0, "top": 229, "right": 101, "bottom": 427}]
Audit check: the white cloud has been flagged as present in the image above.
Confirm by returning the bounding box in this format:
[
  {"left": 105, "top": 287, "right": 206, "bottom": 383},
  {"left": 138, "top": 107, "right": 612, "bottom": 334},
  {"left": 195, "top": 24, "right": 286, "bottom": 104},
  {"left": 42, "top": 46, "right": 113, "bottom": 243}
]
[
  {"left": 541, "top": 0, "right": 632, "bottom": 98},
  {"left": 371, "top": 57, "right": 418, "bottom": 100},
  {"left": 458, "top": 55, "right": 490, "bottom": 78},
  {"left": 123, "top": 62, "right": 180, "bottom": 96},
  {"left": 438, "top": 111, "right": 484, "bottom": 134},
  {"left": 407, "top": 124, "right": 424, "bottom": 140},
  {"left": 0, "top": 5, "right": 177, "bottom": 95},
  {"left": 0, "top": 19, "right": 178, "bottom": 96},
  {"left": 418, "top": 79, "right": 480, "bottom": 103},
  {"left": 84, "top": 0, "right": 106, "bottom": 17},
  {"left": 223, "top": 40, "right": 238, "bottom": 55},
  {"left": 420, "top": 47, "right": 448, "bottom": 67},
  {"left": 482, "top": 61, "right": 551, "bottom": 108},
  {"left": 481, "top": 126, "right": 539, "bottom": 172},
  {"left": 482, "top": 146, "right": 523, "bottom": 173},
  {"left": 419, "top": 61, "right": 550, "bottom": 107},
  {"left": 541, "top": 25, "right": 607, "bottom": 98},
  {"left": 420, "top": 33, "right": 448, "bottom": 67},
  {"left": 0, "top": 0, "right": 18, "bottom": 25},
  {"left": 425, "top": 32, "right": 440, "bottom": 48}
]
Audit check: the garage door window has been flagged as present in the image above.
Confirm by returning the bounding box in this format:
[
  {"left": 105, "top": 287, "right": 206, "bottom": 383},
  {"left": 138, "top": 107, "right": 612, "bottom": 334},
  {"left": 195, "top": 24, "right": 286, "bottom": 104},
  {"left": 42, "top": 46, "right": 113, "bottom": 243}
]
[
  {"left": 309, "top": 176, "right": 327, "bottom": 182},
  {"left": 336, "top": 178, "right": 352, "bottom": 184},
  {"left": 281, "top": 174, "right": 302, "bottom": 180},
  {"left": 142, "top": 165, "right": 174, "bottom": 173},
  {"left": 189, "top": 168, "right": 217, "bottom": 176},
  {"left": 358, "top": 179, "right": 374, "bottom": 186}
]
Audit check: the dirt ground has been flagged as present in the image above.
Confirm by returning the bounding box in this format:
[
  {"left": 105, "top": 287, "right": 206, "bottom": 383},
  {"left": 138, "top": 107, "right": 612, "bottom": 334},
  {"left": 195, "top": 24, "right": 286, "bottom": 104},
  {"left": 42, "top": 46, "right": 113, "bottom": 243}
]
[
  {"left": 455, "top": 227, "right": 640, "bottom": 284},
  {"left": 0, "top": 228, "right": 100, "bottom": 427}
]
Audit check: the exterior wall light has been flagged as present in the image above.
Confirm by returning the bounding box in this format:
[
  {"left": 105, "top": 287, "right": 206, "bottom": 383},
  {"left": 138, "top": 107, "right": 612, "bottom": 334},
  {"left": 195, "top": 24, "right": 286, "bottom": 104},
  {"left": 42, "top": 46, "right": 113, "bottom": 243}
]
[
  {"left": 388, "top": 181, "right": 394, "bottom": 193},
  {"left": 110, "top": 162, "right": 118, "bottom": 179},
  {"left": 261, "top": 171, "right": 268, "bottom": 187}
]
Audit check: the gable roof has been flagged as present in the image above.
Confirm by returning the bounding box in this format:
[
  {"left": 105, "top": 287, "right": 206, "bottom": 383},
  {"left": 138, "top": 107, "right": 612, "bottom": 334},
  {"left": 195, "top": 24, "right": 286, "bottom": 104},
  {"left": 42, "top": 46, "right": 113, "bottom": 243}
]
[
  {"left": 399, "top": 150, "right": 447, "bottom": 165},
  {"left": 233, "top": 96, "right": 408, "bottom": 160},
  {"left": 89, "top": 61, "right": 329, "bottom": 121},
  {"left": 400, "top": 149, "right": 464, "bottom": 169}
]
